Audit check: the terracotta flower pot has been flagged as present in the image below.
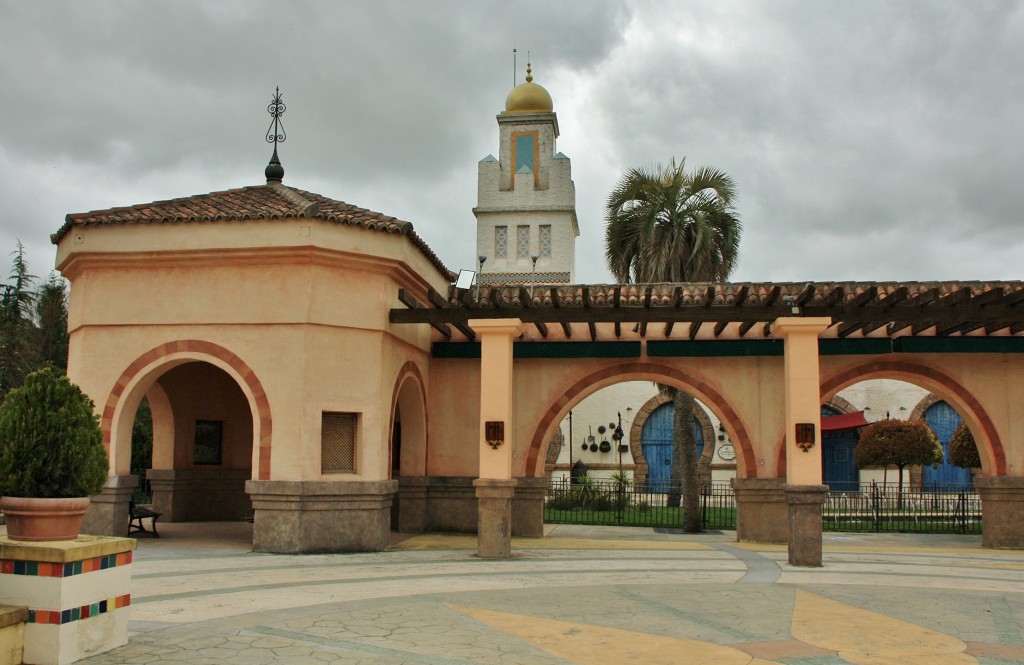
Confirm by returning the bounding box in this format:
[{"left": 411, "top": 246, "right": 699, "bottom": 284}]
[{"left": 0, "top": 496, "right": 90, "bottom": 541}]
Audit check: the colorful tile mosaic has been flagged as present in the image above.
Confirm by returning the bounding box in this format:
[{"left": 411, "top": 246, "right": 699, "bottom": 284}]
[
  {"left": 0, "top": 551, "right": 131, "bottom": 578},
  {"left": 26, "top": 595, "right": 130, "bottom": 625}
]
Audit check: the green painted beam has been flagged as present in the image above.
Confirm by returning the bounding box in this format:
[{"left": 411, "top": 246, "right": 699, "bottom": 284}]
[{"left": 432, "top": 341, "right": 642, "bottom": 359}]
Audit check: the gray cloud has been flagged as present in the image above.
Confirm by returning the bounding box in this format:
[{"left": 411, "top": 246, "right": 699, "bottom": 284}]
[{"left": 1, "top": 1, "right": 1021, "bottom": 288}]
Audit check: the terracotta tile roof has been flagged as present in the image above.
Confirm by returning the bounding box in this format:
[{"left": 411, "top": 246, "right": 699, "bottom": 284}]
[
  {"left": 53, "top": 184, "right": 453, "bottom": 279},
  {"left": 473, "top": 281, "right": 1024, "bottom": 309}
]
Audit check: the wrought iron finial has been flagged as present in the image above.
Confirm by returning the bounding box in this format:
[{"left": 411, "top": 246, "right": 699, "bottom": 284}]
[
  {"left": 266, "top": 86, "right": 286, "bottom": 144},
  {"left": 265, "top": 86, "right": 286, "bottom": 183}
]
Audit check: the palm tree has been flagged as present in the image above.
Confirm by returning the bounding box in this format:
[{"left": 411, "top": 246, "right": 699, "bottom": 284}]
[{"left": 605, "top": 159, "right": 741, "bottom": 531}]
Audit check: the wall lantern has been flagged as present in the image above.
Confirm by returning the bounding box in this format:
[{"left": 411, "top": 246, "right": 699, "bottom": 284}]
[
  {"left": 485, "top": 421, "right": 505, "bottom": 450},
  {"left": 795, "top": 423, "right": 816, "bottom": 452}
]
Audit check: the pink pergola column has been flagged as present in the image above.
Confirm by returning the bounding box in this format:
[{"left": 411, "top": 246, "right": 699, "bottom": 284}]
[
  {"left": 469, "top": 318, "right": 523, "bottom": 559},
  {"left": 771, "top": 316, "right": 831, "bottom": 566}
]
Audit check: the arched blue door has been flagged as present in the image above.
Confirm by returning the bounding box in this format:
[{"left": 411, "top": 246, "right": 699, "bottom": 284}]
[
  {"left": 922, "top": 401, "right": 972, "bottom": 490},
  {"left": 821, "top": 406, "right": 859, "bottom": 492},
  {"left": 641, "top": 402, "right": 704, "bottom": 490}
]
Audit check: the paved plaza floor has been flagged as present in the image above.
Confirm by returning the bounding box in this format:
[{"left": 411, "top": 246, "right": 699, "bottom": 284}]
[{"left": 61, "top": 523, "right": 1024, "bottom": 664}]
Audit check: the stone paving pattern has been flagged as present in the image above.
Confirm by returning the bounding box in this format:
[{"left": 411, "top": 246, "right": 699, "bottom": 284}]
[{"left": 59, "top": 523, "right": 1024, "bottom": 664}]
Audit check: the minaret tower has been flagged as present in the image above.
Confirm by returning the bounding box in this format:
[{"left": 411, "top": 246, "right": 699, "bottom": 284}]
[{"left": 474, "top": 63, "right": 579, "bottom": 285}]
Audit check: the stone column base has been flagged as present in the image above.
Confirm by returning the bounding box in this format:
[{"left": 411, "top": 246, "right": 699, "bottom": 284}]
[
  {"left": 785, "top": 484, "right": 828, "bottom": 567},
  {"left": 81, "top": 475, "right": 136, "bottom": 538},
  {"left": 975, "top": 476, "right": 1024, "bottom": 549},
  {"left": 246, "top": 480, "right": 398, "bottom": 554},
  {"left": 512, "top": 477, "right": 547, "bottom": 538},
  {"left": 423, "top": 477, "right": 477, "bottom": 532},
  {"left": 731, "top": 477, "right": 787, "bottom": 543},
  {"left": 148, "top": 468, "right": 251, "bottom": 522},
  {"left": 395, "top": 477, "right": 429, "bottom": 533},
  {"left": 474, "top": 478, "right": 517, "bottom": 559}
]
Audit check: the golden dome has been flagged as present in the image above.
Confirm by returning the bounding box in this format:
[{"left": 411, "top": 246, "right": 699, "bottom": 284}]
[{"left": 503, "top": 63, "right": 553, "bottom": 114}]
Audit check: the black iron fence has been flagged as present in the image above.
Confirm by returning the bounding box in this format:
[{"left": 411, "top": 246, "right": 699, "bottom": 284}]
[
  {"left": 824, "top": 482, "right": 980, "bottom": 534},
  {"left": 545, "top": 479, "right": 981, "bottom": 534},
  {"left": 544, "top": 478, "right": 736, "bottom": 529}
]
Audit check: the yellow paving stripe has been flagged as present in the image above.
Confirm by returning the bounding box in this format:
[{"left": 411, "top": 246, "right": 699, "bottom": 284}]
[
  {"left": 447, "top": 604, "right": 775, "bottom": 665},
  {"left": 791, "top": 589, "right": 976, "bottom": 664}
]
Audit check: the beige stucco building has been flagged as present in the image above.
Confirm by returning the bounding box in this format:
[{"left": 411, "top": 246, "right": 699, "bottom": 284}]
[{"left": 53, "top": 69, "right": 1024, "bottom": 561}]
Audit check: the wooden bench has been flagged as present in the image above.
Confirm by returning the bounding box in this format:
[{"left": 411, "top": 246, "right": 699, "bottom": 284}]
[{"left": 128, "top": 501, "right": 161, "bottom": 538}]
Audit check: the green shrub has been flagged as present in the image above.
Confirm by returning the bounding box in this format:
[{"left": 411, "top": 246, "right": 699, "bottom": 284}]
[
  {"left": 0, "top": 367, "right": 108, "bottom": 498},
  {"left": 855, "top": 419, "right": 942, "bottom": 470},
  {"left": 948, "top": 423, "right": 981, "bottom": 469}
]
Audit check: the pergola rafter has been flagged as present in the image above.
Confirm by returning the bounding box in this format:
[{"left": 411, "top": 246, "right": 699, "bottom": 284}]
[{"left": 390, "top": 281, "right": 1024, "bottom": 342}]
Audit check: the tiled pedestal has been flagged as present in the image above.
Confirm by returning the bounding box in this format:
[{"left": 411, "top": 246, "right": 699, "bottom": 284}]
[{"left": 0, "top": 535, "right": 136, "bottom": 665}]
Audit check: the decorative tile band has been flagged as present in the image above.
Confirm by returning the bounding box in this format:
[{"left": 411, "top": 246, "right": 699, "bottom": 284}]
[
  {"left": 27, "top": 595, "right": 131, "bottom": 625},
  {"left": 1, "top": 551, "right": 132, "bottom": 577}
]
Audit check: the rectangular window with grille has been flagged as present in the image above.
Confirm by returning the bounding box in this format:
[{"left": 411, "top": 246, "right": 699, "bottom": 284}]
[
  {"left": 193, "top": 420, "right": 223, "bottom": 465},
  {"left": 495, "top": 226, "right": 507, "bottom": 258},
  {"left": 321, "top": 412, "right": 357, "bottom": 473},
  {"left": 539, "top": 225, "right": 552, "bottom": 258},
  {"left": 517, "top": 225, "right": 530, "bottom": 258}
]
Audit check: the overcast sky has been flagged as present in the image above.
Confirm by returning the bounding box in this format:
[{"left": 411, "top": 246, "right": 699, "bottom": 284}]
[{"left": 2, "top": 1, "right": 1022, "bottom": 288}]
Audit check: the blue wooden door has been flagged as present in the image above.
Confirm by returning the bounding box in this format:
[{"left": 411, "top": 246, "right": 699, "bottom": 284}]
[
  {"left": 923, "top": 401, "right": 972, "bottom": 489},
  {"left": 821, "top": 406, "right": 859, "bottom": 492},
  {"left": 641, "top": 402, "right": 704, "bottom": 490}
]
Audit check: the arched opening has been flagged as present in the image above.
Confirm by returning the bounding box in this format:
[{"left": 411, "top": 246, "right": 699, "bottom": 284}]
[
  {"left": 820, "top": 360, "right": 1004, "bottom": 477},
  {"left": 526, "top": 363, "right": 753, "bottom": 480},
  {"left": 103, "top": 340, "right": 272, "bottom": 529},
  {"left": 543, "top": 381, "right": 735, "bottom": 487},
  {"left": 389, "top": 364, "right": 427, "bottom": 531},
  {"left": 819, "top": 377, "right": 980, "bottom": 492},
  {"left": 535, "top": 371, "right": 744, "bottom": 531},
  {"left": 135, "top": 362, "right": 255, "bottom": 521},
  {"left": 390, "top": 366, "right": 427, "bottom": 478}
]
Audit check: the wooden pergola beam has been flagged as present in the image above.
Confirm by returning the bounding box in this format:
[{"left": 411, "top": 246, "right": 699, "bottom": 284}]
[
  {"left": 837, "top": 321, "right": 866, "bottom": 338},
  {"left": 390, "top": 283, "right": 1024, "bottom": 345},
  {"left": 821, "top": 285, "right": 845, "bottom": 307},
  {"left": 398, "top": 288, "right": 452, "bottom": 340},
  {"left": 795, "top": 283, "right": 816, "bottom": 306}
]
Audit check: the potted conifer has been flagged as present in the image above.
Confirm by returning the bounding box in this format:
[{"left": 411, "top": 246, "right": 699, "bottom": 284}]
[{"left": 0, "top": 367, "right": 108, "bottom": 541}]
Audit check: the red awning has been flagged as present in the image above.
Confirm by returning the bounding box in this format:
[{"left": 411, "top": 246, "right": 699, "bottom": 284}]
[{"left": 821, "top": 411, "right": 869, "bottom": 432}]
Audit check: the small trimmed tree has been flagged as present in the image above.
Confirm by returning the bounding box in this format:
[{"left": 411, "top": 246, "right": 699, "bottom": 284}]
[
  {"left": 948, "top": 423, "right": 982, "bottom": 470},
  {"left": 855, "top": 419, "right": 942, "bottom": 504},
  {"left": 0, "top": 367, "right": 108, "bottom": 498}
]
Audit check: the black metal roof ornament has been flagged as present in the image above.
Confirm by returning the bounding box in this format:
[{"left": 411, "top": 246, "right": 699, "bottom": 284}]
[{"left": 265, "top": 86, "right": 286, "bottom": 184}]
